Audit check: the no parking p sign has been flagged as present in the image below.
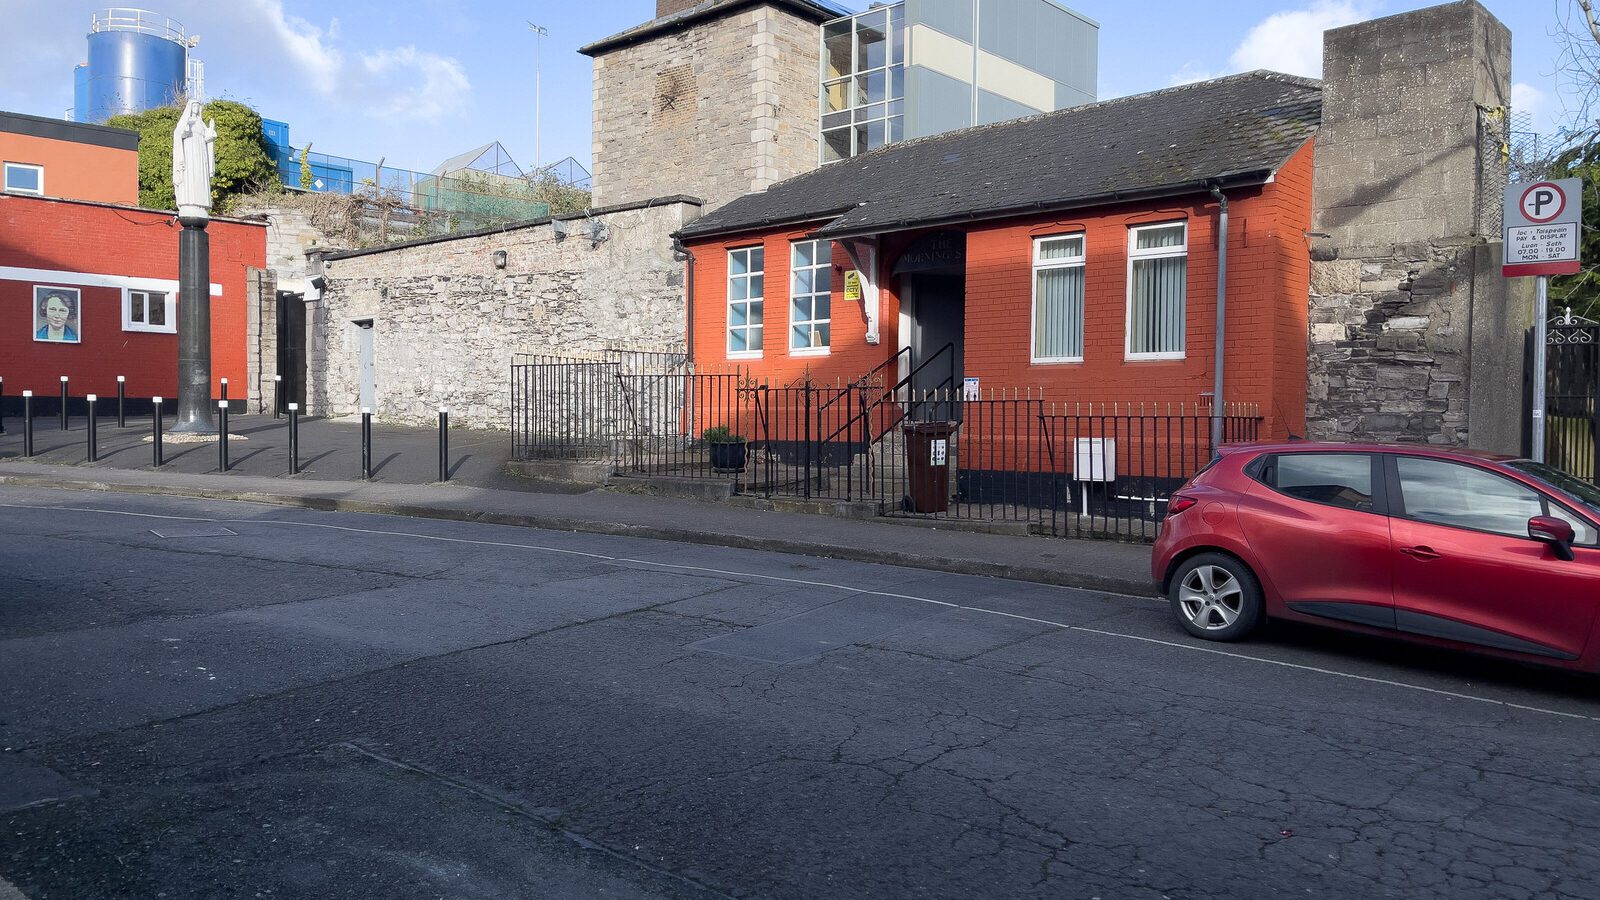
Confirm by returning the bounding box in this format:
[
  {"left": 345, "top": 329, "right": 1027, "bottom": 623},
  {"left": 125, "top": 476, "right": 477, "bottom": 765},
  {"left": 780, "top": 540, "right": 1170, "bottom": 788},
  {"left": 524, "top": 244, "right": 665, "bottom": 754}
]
[{"left": 1504, "top": 178, "right": 1583, "bottom": 277}]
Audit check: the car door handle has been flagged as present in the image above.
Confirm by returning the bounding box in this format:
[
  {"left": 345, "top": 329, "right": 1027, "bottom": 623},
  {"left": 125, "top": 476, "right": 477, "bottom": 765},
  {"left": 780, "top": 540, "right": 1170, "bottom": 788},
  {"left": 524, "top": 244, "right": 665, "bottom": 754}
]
[{"left": 1400, "top": 545, "right": 1442, "bottom": 561}]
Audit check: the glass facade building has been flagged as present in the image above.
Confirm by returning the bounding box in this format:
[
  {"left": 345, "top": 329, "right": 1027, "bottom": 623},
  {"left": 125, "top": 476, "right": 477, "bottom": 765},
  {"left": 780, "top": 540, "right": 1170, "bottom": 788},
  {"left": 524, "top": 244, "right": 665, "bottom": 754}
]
[
  {"left": 819, "top": 0, "right": 1098, "bottom": 163},
  {"left": 821, "top": 5, "right": 907, "bottom": 162}
]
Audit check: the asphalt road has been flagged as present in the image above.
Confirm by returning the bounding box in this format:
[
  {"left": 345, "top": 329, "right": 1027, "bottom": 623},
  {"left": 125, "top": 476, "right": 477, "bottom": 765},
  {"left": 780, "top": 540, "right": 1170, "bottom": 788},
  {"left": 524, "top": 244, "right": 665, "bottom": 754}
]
[{"left": 2, "top": 486, "right": 1599, "bottom": 899}]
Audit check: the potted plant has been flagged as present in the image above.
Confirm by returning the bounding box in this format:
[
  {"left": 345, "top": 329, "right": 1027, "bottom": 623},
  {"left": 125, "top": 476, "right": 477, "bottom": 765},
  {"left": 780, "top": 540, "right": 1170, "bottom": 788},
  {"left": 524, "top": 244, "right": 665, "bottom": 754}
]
[{"left": 703, "top": 425, "right": 748, "bottom": 472}]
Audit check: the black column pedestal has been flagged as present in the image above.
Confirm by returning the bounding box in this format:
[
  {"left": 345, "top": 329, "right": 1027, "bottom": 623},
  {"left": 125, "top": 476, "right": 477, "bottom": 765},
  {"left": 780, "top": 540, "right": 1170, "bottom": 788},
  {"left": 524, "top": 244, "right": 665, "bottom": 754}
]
[{"left": 171, "top": 217, "right": 215, "bottom": 434}]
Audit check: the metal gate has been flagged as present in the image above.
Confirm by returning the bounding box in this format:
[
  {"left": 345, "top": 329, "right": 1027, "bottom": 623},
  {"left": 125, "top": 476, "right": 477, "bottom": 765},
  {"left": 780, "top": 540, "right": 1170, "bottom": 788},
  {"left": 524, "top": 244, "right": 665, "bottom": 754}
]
[{"left": 1538, "top": 313, "right": 1600, "bottom": 482}]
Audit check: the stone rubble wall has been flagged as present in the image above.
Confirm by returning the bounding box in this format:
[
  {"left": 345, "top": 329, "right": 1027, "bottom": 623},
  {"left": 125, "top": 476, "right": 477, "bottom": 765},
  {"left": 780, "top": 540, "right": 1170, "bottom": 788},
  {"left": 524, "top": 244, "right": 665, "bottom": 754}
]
[
  {"left": 590, "top": 4, "right": 820, "bottom": 210},
  {"left": 1307, "top": 241, "right": 1474, "bottom": 444},
  {"left": 311, "top": 199, "right": 700, "bottom": 429}
]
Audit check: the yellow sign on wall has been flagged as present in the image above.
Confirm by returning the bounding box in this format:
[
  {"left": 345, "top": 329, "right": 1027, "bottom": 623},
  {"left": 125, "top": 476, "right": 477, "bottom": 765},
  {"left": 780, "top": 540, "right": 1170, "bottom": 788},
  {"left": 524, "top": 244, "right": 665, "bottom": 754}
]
[{"left": 844, "top": 270, "right": 862, "bottom": 301}]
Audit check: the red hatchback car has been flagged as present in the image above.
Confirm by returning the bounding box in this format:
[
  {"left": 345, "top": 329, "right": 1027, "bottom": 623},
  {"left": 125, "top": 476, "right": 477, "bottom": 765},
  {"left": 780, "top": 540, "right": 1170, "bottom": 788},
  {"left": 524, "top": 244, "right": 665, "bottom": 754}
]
[{"left": 1152, "top": 442, "right": 1600, "bottom": 671}]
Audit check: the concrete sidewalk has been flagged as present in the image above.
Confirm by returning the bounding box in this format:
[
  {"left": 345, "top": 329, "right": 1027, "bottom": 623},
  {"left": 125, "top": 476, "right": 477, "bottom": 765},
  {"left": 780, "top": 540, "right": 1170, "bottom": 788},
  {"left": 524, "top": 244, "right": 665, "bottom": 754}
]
[{"left": 0, "top": 459, "right": 1156, "bottom": 596}]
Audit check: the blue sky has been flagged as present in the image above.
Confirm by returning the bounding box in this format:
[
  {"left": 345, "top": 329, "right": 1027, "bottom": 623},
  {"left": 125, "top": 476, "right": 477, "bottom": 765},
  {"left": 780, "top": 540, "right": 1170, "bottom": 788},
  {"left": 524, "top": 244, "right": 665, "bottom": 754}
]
[{"left": 0, "top": 1, "right": 1580, "bottom": 180}]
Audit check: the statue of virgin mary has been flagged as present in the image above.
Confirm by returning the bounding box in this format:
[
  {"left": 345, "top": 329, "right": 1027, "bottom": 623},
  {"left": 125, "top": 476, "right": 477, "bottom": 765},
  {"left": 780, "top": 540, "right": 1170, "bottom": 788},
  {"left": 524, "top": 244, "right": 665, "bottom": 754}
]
[{"left": 171, "top": 100, "right": 217, "bottom": 220}]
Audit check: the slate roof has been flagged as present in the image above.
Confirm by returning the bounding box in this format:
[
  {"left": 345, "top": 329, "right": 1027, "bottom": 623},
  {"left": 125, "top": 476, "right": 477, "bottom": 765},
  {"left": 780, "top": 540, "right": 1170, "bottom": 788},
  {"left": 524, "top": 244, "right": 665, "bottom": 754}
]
[{"left": 676, "top": 71, "right": 1323, "bottom": 242}]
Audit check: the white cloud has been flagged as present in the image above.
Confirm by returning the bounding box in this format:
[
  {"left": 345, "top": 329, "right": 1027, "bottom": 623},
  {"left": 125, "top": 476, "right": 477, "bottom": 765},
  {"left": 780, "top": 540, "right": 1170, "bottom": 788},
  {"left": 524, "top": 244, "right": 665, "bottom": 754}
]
[
  {"left": 244, "top": 0, "right": 342, "bottom": 93},
  {"left": 1228, "top": 1, "right": 1375, "bottom": 78},
  {"left": 1512, "top": 82, "right": 1547, "bottom": 119},
  {"left": 1168, "top": 63, "right": 1226, "bottom": 87},
  {"left": 236, "top": 0, "right": 469, "bottom": 124},
  {"left": 357, "top": 47, "right": 472, "bottom": 123}
]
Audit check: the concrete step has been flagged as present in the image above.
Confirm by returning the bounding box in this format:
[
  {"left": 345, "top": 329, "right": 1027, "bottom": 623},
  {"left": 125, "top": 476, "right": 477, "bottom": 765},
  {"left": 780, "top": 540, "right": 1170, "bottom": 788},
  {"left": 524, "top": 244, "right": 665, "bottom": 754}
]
[{"left": 605, "top": 474, "right": 736, "bottom": 502}]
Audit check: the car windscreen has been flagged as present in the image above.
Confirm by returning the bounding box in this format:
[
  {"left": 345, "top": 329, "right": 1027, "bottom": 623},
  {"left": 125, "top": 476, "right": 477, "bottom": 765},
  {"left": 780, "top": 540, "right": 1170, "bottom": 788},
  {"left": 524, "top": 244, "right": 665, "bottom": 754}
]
[{"left": 1506, "top": 461, "right": 1600, "bottom": 517}]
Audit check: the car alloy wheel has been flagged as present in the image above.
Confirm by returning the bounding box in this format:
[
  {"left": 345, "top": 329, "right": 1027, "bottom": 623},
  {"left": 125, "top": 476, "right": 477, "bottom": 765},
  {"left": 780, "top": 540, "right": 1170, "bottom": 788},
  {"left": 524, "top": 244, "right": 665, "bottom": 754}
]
[
  {"left": 1179, "top": 565, "right": 1243, "bottom": 631},
  {"left": 1168, "top": 552, "right": 1264, "bottom": 642}
]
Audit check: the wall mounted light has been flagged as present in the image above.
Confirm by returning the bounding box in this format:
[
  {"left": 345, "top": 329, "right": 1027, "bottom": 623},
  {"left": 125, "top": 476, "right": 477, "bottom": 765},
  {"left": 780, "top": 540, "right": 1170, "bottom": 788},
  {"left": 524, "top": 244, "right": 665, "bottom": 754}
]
[{"left": 493, "top": 250, "right": 508, "bottom": 269}]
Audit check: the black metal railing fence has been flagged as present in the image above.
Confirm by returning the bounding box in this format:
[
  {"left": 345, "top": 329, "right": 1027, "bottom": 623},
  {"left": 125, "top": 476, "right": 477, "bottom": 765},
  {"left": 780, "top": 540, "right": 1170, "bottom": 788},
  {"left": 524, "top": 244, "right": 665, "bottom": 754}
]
[{"left": 511, "top": 355, "right": 1261, "bottom": 540}]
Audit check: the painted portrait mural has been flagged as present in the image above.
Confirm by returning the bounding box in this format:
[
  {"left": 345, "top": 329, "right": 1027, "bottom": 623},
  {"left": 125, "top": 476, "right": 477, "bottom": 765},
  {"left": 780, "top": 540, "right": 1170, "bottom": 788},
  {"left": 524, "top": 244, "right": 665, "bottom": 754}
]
[{"left": 33, "top": 286, "right": 81, "bottom": 344}]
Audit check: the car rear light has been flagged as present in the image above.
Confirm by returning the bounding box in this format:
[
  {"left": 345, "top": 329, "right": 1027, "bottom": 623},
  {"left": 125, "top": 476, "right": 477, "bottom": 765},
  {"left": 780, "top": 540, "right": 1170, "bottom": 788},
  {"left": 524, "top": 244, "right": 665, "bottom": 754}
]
[{"left": 1167, "top": 494, "right": 1198, "bottom": 517}]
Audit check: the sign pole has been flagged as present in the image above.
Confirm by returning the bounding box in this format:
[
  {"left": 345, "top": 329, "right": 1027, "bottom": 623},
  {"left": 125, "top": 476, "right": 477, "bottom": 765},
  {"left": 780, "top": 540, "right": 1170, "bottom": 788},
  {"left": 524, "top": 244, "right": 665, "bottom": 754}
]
[
  {"left": 1503, "top": 178, "right": 1582, "bottom": 461},
  {"left": 1533, "top": 275, "right": 1549, "bottom": 463}
]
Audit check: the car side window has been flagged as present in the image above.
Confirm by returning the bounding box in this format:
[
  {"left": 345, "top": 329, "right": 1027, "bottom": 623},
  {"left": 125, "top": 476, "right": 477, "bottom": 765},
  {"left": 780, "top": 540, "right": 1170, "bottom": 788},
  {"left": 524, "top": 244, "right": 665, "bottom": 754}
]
[
  {"left": 1261, "top": 453, "right": 1375, "bottom": 512},
  {"left": 1546, "top": 501, "right": 1600, "bottom": 547},
  {"left": 1394, "top": 457, "right": 1543, "bottom": 538}
]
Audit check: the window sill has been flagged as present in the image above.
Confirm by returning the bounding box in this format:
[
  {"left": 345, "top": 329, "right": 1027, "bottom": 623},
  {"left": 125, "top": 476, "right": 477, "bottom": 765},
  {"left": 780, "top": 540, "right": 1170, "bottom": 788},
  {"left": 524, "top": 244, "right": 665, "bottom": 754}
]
[
  {"left": 123, "top": 324, "right": 176, "bottom": 335},
  {"left": 1124, "top": 352, "right": 1186, "bottom": 362},
  {"left": 790, "top": 347, "right": 831, "bottom": 357},
  {"left": 1030, "top": 356, "right": 1083, "bottom": 365},
  {"left": 727, "top": 350, "right": 764, "bottom": 361}
]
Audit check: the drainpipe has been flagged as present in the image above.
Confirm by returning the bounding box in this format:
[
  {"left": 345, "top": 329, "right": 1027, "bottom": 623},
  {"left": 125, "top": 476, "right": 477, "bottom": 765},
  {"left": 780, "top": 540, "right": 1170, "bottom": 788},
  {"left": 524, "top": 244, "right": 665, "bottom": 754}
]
[
  {"left": 1208, "top": 183, "right": 1229, "bottom": 449},
  {"left": 674, "top": 237, "right": 695, "bottom": 363}
]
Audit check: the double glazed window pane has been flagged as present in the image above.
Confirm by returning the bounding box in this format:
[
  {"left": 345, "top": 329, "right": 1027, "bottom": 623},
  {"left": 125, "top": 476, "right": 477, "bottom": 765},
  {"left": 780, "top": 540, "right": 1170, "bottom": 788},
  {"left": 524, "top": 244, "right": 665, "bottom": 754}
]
[
  {"left": 129, "top": 290, "right": 166, "bottom": 327},
  {"left": 4, "top": 163, "right": 41, "bottom": 193},
  {"left": 1135, "top": 224, "right": 1185, "bottom": 250},
  {"left": 790, "top": 240, "right": 831, "bottom": 351},
  {"left": 1128, "top": 224, "right": 1186, "bottom": 356},
  {"left": 1396, "top": 457, "right": 1543, "bottom": 537},
  {"left": 728, "top": 247, "right": 764, "bottom": 354},
  {"left": 1033, "top": 267, "right": 1083, "bottom": 360},
  {"left": 1274, "top": 454, "right": 1374, "bottom": 511},
  {"left": 824, "top": 21, "right": 852, "bottom": 80}
]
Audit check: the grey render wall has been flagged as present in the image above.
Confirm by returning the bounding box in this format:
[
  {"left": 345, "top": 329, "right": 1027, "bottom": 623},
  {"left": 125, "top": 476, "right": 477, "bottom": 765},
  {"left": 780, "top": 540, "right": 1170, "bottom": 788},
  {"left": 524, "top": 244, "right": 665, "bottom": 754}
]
[
  {"left": 311, "top": 199, "right": 701, "bottom": 429},
  {"left": 902, "top": 0, "right": 1096, "bottom": 138},
  {"left": 587, "top": 4, "right": 820, "bottom": 210},
  {"left": 1307, "top": 0, "right": 1527, "bottom": 452}
]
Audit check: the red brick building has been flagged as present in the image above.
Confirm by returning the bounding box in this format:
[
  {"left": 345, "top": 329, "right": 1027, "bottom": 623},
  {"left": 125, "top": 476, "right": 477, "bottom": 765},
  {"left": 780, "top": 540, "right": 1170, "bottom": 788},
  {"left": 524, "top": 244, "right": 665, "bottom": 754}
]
[
  {"left": 675, "top": 72, "right": 1320, "bottom": 441},
  {"left": 0, "top": 110, "right": 266, "bottom": 409}
]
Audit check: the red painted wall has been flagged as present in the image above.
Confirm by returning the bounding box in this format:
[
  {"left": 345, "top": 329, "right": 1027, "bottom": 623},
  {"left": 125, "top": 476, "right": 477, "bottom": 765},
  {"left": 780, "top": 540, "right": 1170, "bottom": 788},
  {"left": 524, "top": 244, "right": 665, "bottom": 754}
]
[
  {"left": 684, "top": 140, "right": 1315, "bottom": 441},
  {"left": 0, "top": 194, "right": 267, "bottom": 400}
]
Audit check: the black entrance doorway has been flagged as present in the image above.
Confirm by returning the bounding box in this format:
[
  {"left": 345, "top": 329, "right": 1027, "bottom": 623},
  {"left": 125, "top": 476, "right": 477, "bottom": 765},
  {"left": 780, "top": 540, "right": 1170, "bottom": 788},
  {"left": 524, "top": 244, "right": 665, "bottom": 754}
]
[
  {"left": 275, "top": 291, "right": 307, "bottom": 413},
  {"left": 893, "top": 230, "right": 965, "bottom": 404}
]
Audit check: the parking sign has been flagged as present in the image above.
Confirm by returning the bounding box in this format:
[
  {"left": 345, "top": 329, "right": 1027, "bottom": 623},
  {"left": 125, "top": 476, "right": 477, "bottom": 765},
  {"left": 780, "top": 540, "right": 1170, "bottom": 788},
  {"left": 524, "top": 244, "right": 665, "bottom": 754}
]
[{"left": 1504, "top": 178, "right": 1583, "bottom": 277}]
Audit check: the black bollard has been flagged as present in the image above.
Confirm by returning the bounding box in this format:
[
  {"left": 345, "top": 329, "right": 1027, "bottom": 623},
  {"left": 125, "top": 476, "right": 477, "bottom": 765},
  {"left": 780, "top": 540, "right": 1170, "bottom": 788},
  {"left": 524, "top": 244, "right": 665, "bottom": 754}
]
[
  {"left": 220, "top": 377, "right": 228, "bottom": 404},
  {"left": 116, "top": 376, "right": 126, "bottom": 428},
  {"left": 21, "top": 390, "right": 34, "bottom": 457},
  {"left": 272, "top": 374, "right": 282, "bottom": 419},
  {"left": 152, "top": 397, "right": 164, "bottom": 467},
  {"left": 218, "top": 400, "right": 229, "bottom": 471},
  {"left": 361, "top": 408, "right": 373, "bottom": 480},
  {"left": 86, "top": 394, "right": 98, "bottom": 462},
  {"left": 288, "top": 403, "right": 300, "bottom": 474},
  {"left": 438, "top": 407, "right": 449, "bottom": 483},
  {"left": 59, "top": 376, "right": 69, "bottom": 430}
]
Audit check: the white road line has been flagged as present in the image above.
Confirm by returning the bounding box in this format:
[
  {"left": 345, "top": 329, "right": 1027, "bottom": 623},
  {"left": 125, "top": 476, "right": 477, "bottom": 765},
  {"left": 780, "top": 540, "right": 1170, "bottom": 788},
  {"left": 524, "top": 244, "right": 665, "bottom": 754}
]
[{"left": 5, "top": 498, "right": 1598, "bottom": 725}]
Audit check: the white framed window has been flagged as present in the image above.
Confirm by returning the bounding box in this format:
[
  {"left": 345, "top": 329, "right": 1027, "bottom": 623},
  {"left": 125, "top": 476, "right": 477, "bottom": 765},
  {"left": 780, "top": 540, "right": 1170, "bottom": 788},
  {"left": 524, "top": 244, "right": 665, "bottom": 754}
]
[
  {"left": 1126, "top": 222, "right": 1188, "bottom": 360},
  {"left": 3, "top": 162, "right": 43, "bottom": 196},
  {"left": 727, "top": 246, "right": 764, "bottom": 358},
  {"left": 790, "top": 239, "right": 832, "bottom": 354},
  {"left": 124, "top": 288, "right": 175, "bottom": 334},
  {"left": 1031, "top": 234, "right": 1085, "bottom": 363}
]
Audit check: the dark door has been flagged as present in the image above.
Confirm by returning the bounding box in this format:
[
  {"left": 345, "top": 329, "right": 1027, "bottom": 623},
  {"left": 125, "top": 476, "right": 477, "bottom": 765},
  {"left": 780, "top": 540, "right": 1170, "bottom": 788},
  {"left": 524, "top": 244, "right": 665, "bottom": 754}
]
[
  {"left": 906, "top": 273, "right": 963, "bottom": 393},
  {"left": 274, "top": 291, "right": 306, "bottom": 412},
  {"left": 1237, "top": 451, "right": 1396, "bottom": 629},
  {"left": 1386, "top": 454, "right": 1600, "bottom": 660}
]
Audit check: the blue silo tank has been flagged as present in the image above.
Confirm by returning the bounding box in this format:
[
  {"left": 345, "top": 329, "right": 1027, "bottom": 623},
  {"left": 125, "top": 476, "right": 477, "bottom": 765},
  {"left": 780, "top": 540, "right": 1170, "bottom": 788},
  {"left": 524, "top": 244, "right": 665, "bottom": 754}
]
[{"left": 83, "top": 9, "right": 189, "bottom": 123}]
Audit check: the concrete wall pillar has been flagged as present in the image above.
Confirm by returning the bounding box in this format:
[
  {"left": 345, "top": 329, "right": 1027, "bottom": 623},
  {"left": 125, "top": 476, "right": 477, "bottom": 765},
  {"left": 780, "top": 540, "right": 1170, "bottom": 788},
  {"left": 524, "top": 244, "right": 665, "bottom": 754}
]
[{"left": 1306, "top": 0, "right": 1527, "bottom": 451}]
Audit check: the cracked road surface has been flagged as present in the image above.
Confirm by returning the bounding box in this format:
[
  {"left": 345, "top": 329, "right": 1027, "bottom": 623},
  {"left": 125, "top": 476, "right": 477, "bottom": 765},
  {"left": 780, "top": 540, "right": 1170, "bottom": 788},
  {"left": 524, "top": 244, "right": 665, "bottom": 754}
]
[{"left": 2, "top": 486, "right": 1599, "bottom": 899}]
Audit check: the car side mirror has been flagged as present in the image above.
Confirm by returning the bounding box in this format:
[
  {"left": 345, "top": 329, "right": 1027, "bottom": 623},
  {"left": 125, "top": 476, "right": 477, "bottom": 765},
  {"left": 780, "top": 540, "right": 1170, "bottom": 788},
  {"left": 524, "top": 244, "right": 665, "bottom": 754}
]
[{"left": 1528, "top": 515, "right": 1577, "bottom": 561}]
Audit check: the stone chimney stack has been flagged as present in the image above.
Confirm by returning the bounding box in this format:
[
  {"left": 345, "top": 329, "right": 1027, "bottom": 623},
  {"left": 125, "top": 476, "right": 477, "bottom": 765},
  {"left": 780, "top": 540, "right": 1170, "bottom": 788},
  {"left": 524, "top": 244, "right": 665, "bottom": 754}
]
[
  {"left": 657, "top": 0, "right": 701, "bottom": 19},
  {"left": 1306, "top": 0, "right": 1527, "bottom": 452}
]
